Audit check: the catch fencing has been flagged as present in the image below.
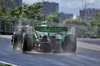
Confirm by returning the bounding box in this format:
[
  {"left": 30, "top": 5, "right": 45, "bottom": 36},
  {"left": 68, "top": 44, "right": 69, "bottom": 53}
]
[{"left": 0, "top": 16, "right": 100, "bottom": 38}]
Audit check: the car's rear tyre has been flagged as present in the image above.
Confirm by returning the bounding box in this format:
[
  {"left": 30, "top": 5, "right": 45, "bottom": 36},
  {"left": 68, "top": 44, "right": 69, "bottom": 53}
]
[
  {"left": 13, "top": 34, "right": 22, "bottom": 50},
  {"left": 23, "top": 33, "right": 36, "bottom": 52},
  {"left": 62, "top": 34, "right": 76, "bottom": 53}
]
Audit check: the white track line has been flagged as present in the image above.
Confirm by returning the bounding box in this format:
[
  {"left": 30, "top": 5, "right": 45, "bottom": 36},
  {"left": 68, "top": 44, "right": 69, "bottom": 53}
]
[{"left": 0, "top": 61, "right": 18, "bottom": 66}]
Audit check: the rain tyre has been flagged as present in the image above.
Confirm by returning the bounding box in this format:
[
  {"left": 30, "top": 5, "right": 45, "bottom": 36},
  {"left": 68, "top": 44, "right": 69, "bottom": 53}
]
[
  {"left": 23, "top": 33, "right": 36, "bottom": 52},
  {"left": 13, "top": 34, "right": 22, "bottom": 50},
  {"left": 62, "top": 34, "right": 76, "bottom": 53}
]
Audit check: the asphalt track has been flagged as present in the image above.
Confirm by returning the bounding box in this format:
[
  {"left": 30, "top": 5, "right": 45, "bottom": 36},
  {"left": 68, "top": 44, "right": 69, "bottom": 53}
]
[{"left": 0, "top": 35, "right": 100, "bottom": 66}]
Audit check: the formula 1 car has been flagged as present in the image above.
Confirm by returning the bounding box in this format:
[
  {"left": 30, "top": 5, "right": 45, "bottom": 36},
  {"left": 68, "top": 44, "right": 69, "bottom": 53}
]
[{"left": 11, "top": 24, "right": 76, "bottom": 53}]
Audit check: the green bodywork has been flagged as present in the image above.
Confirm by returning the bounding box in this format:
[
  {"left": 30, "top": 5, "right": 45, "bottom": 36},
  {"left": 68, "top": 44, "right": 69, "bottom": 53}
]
[
  {"left": 34, "top": 26, "right": 68, "bottom": 42},
  {"left": 35, "top": 27, "right": 67, "bottom": 32}
]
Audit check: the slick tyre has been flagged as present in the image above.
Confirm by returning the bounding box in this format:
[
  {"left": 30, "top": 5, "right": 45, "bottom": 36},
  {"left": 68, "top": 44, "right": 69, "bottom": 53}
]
[
  {"left": 23, "top": 33, "right": 36, "bottom": 52},
  {"left": 62, "top": 34, "right": 76, "bottom": 53}
]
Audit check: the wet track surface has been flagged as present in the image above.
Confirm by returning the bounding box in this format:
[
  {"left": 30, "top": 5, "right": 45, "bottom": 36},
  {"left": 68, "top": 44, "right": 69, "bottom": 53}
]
[{"left": 0, "top": 35, "right": 100, "bottom": 66}]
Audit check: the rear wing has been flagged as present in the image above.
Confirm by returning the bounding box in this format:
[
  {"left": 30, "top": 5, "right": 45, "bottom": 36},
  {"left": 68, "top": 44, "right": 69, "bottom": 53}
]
[{"left": 34, "top": 27, "right": 68, "bottom": 32}]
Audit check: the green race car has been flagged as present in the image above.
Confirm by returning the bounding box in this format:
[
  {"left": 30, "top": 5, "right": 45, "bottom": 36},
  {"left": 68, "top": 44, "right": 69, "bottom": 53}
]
[{"left": 11, "top": 24, "right": 76, "bottom": 53}]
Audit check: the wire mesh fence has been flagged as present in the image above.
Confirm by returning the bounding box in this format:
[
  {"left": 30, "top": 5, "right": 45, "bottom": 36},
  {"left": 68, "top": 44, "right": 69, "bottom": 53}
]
[{"left": 0, "top": 16, "right": 100, "bottom": 38}]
